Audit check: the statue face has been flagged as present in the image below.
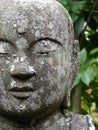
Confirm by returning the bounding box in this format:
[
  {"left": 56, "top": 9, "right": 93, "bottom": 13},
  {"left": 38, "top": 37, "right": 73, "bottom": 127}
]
[{"left": 0, "top": 0, "right": 73, "bottom": 122}]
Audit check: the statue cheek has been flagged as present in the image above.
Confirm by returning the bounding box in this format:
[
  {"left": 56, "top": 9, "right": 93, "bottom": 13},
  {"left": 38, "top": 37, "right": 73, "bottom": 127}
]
[{"left": 0, "top": 54, "right": 16, "bottom": 77}]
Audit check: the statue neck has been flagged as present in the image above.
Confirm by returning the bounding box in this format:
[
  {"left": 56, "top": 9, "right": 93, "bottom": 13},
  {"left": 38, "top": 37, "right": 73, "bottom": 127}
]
[{"left": 0, "top": 110, "right": 67, "bottom": 130}]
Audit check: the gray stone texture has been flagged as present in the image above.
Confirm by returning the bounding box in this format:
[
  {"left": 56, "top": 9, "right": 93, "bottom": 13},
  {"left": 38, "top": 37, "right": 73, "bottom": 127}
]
[{"left": 0, "top": 0, "right": 95, "bottom": 129}]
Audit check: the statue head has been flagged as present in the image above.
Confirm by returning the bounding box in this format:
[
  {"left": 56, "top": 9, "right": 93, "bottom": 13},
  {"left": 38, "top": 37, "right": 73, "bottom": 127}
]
[{"left": 0, "top": 0, "right": 79, "bottom": 123}]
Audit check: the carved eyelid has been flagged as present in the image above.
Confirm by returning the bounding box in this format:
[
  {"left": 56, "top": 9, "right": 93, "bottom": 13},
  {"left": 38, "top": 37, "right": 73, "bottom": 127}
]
[
  {"left": 37, "top": 50, "right": 55, "bottom": 53},
  {"left": 29, "top": 38, "right": 63, "bottom": 48},
  {"left": 0, "top": 38, "right": 15, "bottom": 47},
  {"left": 0, "top": 39, "right": 15, "bottom": 54},
  {"left": 31, "top": 38, "right": 62, "bottom": 54}
]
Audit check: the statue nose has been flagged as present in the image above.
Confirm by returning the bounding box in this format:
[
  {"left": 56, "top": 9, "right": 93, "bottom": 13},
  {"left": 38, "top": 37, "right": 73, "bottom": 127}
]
[{"left": 10, "top": 60, "right": 36, "bottom": 80}]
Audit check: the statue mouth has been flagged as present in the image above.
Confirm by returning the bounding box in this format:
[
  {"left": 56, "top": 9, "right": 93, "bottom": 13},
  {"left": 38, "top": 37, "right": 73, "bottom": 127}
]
[{"left": 9, "top": 87, "right": 34, "bottom": 100}]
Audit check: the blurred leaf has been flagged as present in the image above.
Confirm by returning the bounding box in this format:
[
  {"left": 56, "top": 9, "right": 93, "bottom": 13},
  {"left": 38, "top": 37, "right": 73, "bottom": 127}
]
[
  {"left": 72, "top": 73, "right": 81, "bottom": 87},
  {"left": 90, "top": 58, "right": 98, "bottom": 65},
  {"left": 81, "top": 71, "right": 91, "bottom": 86},
  {"left": 80, "top": 48, "right": 87, "bottom": 65},
  {"left": 75, "top": 16, "right": 85, "bottom": 36},
  {"left": 85, "top": 67, "right": 94, "bottom": 80},
  {"left": 71, "top": 13, "right": 79, "bottom": 23},
  {"left": 59, "top": 0, "right": 68, "bottom": 5},
  {"left": 81, "top": 98, "right": 90, "bottom": 113},
  {"left": 90, "top": 48, "right": 98, "bottom": 55},
  {"left": 59, "top": 0, "right": 72, "bottom": 5},
  {"left": 71, "top": 1, "right": 87, "bottom": 14}
]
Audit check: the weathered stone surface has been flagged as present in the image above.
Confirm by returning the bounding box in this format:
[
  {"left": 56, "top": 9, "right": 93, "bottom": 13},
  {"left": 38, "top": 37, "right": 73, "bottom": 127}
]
[
  {"left": 64, "top": 111, "right": 95, "bottom": 130},
  {"left": 0, "top": 0, "right": 95, "bottom": 129}
]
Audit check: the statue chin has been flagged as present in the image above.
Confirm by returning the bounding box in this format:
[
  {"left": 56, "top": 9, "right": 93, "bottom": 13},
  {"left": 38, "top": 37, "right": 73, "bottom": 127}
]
[
  {"left": 0, "top": 99, "right": 57, "bottom": 123},
  {"left": 0, "top": 107, "right": 37, "bottom": 123}
]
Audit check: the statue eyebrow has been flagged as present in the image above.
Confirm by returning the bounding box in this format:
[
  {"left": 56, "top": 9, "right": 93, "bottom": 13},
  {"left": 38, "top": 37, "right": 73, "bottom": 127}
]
[{"left": 29, "top": 37, "right": 63, "bottom": 48}]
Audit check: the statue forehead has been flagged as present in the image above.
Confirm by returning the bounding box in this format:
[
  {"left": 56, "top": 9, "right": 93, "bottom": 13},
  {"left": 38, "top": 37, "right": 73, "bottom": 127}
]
[
  {"left": 0, "top": 0, "right": 74, "bottom": 47},
  {"left": 0, "top": 0, "right": 57, "bottom": 14},
  {"left": 0, "top": 0, "right": 55, "bottom": 5}
]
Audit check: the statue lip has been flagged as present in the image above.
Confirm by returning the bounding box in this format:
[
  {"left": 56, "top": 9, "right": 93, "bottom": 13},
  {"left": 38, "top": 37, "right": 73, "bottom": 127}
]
[
  {"left": 9, "top": 86, "right": 34, "bottom": 92},
  {"left": 9, "top": 87, "right": 34, "bottom": 99}
]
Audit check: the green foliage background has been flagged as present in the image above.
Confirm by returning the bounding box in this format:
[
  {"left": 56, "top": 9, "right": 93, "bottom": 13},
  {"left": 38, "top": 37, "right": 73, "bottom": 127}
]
[{"left": 59, "top": 0, "right": 98, "bottom": 119}]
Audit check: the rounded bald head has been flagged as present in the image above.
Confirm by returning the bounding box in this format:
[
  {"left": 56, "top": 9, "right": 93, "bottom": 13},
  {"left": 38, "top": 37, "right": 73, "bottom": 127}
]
[
  {"left": 0, "top": 0, "right": 79, "bottom": 123},
  {"left": 0, "top": 0, "right": 74, "bottom": 46}
]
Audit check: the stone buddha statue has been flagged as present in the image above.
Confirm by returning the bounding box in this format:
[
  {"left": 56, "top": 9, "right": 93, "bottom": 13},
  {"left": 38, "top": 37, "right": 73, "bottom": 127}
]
[{"left": 0, "top": 0, "right": 96, "bottom": 129}]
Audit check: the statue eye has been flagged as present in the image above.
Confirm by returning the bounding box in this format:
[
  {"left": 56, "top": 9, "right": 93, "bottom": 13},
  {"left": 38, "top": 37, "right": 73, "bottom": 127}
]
[
  {"left": 0, "top": 41, "right": 14, "bottom": 58},
  {"left": 32, "top": 40, "right": 60, "bottom": 56}
]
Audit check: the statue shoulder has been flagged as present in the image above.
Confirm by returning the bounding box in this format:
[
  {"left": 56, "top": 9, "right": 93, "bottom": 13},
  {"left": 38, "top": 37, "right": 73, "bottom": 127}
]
[{"left": 64, "top": 110, "right": 96, "bottom": 130}]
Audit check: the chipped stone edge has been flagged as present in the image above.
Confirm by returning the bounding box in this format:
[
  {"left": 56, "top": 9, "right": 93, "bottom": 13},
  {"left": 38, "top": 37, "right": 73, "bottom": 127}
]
[{"left": 86, "top": 115, "right": 96, "bottom": 130}]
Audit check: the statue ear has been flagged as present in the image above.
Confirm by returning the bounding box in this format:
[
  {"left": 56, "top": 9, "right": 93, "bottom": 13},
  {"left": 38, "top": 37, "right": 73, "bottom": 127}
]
[{"left": 62, "top": 40, "right": 80, "bottom": 108}]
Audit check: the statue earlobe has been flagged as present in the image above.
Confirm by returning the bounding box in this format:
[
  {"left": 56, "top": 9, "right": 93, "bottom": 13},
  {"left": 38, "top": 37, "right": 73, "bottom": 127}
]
[
  {"left": 62, "top": 40, "right": 80, "bottom": 108},
  {"left": 70, "top": 40, "right": 80, "bottom": 85}
]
